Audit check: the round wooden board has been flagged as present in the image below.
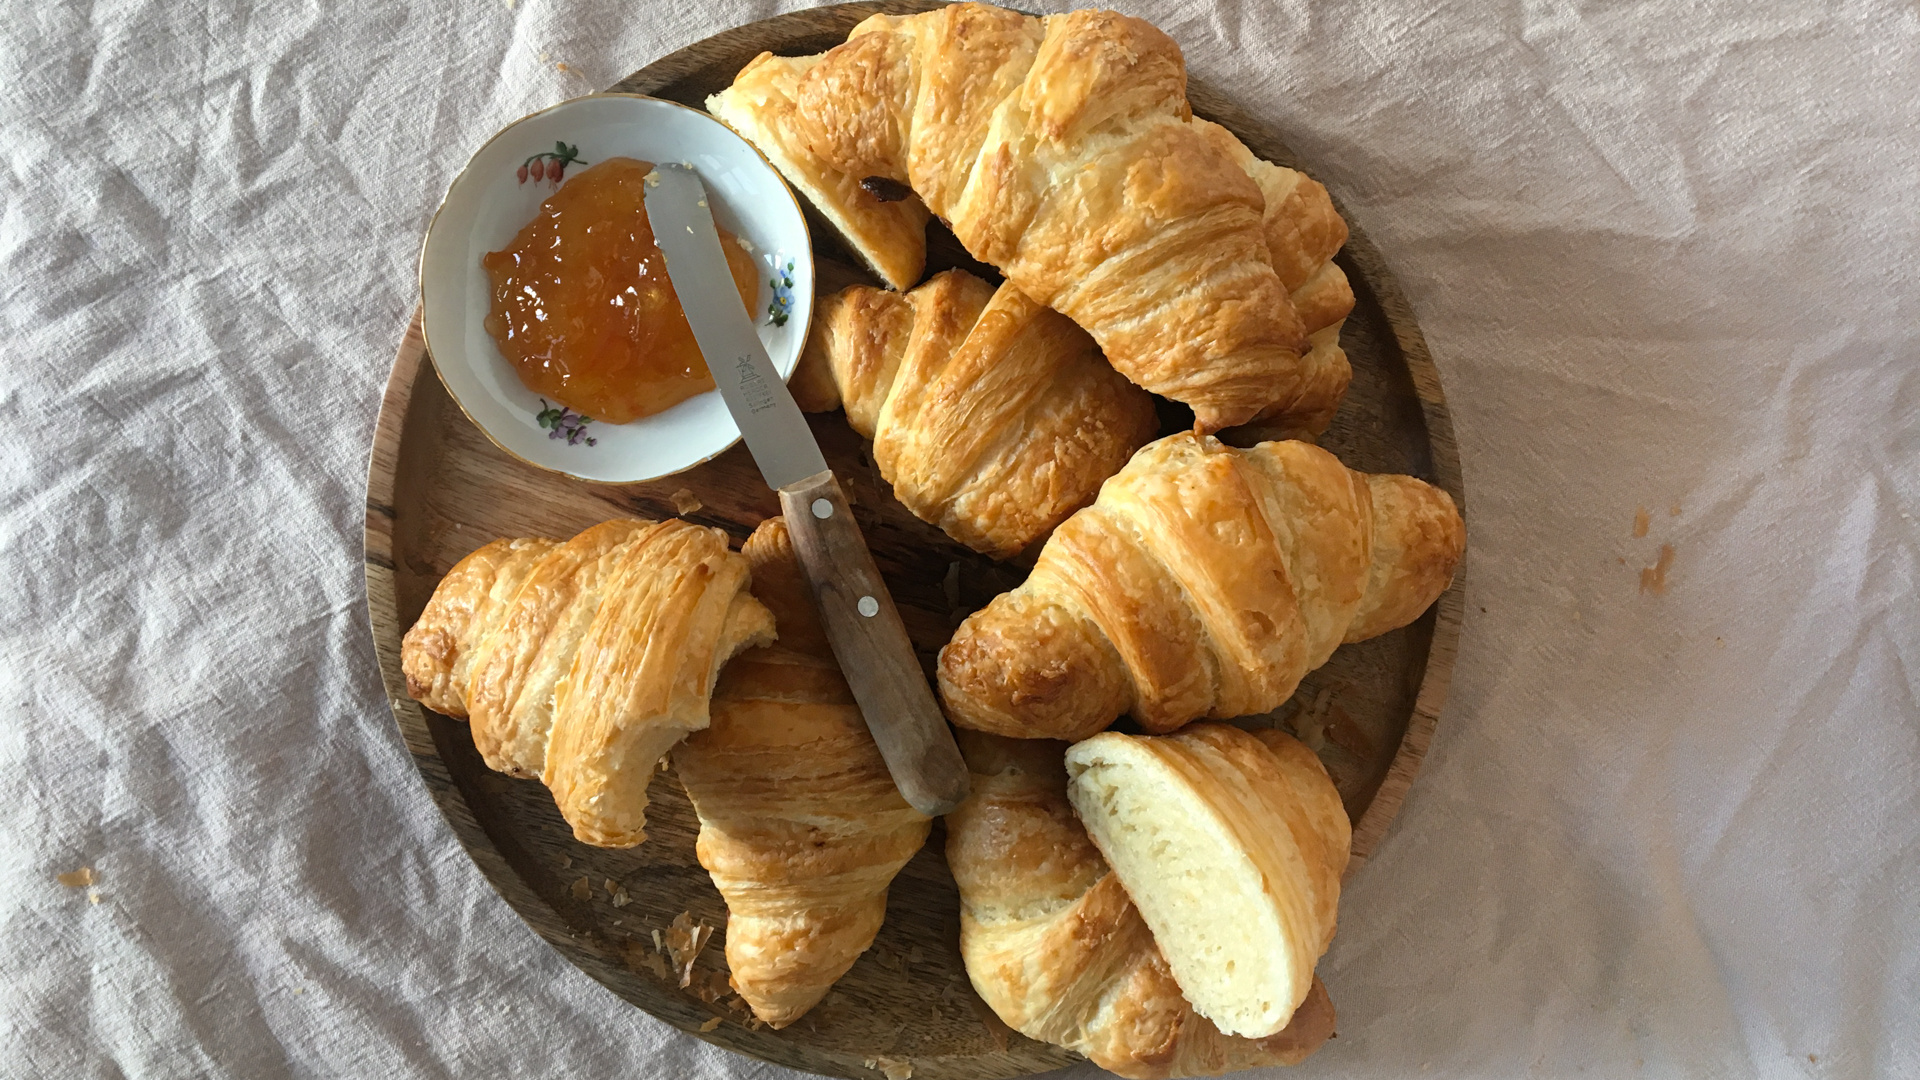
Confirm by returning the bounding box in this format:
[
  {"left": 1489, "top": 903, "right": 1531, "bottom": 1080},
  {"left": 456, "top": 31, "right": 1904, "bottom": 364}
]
[{"left": 363, "top": 4, "right": 1465, "bottom": 1077}]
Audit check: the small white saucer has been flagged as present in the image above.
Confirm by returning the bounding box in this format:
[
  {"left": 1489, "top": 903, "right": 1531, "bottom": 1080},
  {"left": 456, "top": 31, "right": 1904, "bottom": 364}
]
[{"left": 418, "top": 93, "right": 814, "bottom": 484}]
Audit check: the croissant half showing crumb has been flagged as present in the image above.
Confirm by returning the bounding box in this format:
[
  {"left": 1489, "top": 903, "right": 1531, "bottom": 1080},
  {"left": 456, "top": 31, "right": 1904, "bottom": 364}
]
[
  {"left": 939, "top": 433, "right": 1465, "bottom": 740},
  {"left": 1065, "top": 724, "right": 1350, "bottom": 1040},
  {"left": 946, "top": 731, "right": 1337, "bottom": 1077},
  {"left": 675, "top": 518, "right": 931, "bottom": 1028},
  {"left": 400, "top": 518, "right": 775, "bottom": 847},
  {"left": 797, "top": 269, "right": 1159, "bottom": 557},
  {"left": 778, "top": 3, "right": 1353, "bottom": 433}
]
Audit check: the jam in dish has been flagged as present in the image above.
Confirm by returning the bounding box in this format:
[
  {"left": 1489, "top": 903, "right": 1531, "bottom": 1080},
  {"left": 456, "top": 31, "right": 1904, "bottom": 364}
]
[{"left": 482, "top": 156, "right": 760, "bottom": 425}]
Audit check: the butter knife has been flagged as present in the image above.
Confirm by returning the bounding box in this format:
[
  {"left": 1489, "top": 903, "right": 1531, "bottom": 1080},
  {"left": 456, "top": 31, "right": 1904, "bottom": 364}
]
[{"left": 644, "top": 162, "right": 969, "bottom": 817}]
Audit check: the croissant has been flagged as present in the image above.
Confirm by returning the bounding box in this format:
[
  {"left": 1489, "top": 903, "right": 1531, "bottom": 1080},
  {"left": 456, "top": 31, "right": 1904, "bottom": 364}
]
[
  {"left": 939, "top": 433, "right": 1465, "bottom": 740},
  {"left": 400, "top": 519, "right": 776, "bottom": 847},
  {"left": 798, "top": 268, "right": 1158, "bottom": 557},
  {"left": 706, "top": 52, "right": 931, "bottom": 291},
  {"left": 1064, "top": 724, "right": 1350, "bottom": 1039},
  {"left": 401, "top": 536, "right": 557, "bottom": 718},
  {"left": 946, "top": 730, "right": 1335, "bottom": 1077},
  {"left": 789, "top": 3, "right": 1349, "bottom": 433},
  {"left": 675, "top": 518, "right": 931, "bottom": 1027},
  {"left": 1194, "top": 120, "right": 1356, "bottom": 439}
]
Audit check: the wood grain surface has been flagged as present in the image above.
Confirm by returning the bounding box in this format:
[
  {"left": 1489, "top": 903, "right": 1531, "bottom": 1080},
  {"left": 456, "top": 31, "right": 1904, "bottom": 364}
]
[{"left": 363, "top": 4, "right": 1465, "bottom": 1077}]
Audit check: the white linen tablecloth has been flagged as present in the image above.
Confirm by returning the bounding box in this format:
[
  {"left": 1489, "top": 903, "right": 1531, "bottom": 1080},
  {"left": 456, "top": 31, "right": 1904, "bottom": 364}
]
[{"left": 2, "top": 0, "right": 1914, "bottom": 1076}]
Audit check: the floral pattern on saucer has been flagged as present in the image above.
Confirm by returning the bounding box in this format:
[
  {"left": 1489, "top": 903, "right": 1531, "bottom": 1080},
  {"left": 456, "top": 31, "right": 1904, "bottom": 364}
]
[
  {"left": 767, "top": 259, "right": 796, "bottom": 327},
  {"left": 519, "top": 142, "right": 586, "bottom": 185},
  {"left": 536, "top": 400, "right": 598, "bottom": 446}
]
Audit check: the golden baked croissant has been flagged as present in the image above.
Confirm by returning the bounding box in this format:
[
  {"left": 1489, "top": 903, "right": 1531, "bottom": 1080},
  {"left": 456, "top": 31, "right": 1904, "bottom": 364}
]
[
  {"left": 707, "top": 52, "right": 931, "bottom": 291},
  {"left": 946, "top": 730, "right": 1335, "bottom": 1077},
  {"left": 400, "top": 519, "right": 776, "bottom": 847},
  {"left": 939, "top": 433, "right": 1465, "bottom": 740},
  {"left": 401, "top": 536, "right": 557, "bottom": 718},
  {"left": 1065, "top": 724, "right": 1350, "bottom": 1039},
  {"left": 798, "top": 268, "right": 1158, "bottom": 557},
  {"left": 675, "top": 518, "right": 931, "bottom": 1027},
  {"left": 1194, "top": 120, "right": 1356, "bottom": 439},
  {"left": 789, "top": 3, "right": 1346, "bottom": 433}
]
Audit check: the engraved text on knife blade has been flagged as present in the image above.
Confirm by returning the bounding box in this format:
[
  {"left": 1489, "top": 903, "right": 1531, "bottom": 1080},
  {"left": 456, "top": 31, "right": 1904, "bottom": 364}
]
[{"left": 735, "top": 354, "right": 775, "bottom": 413}]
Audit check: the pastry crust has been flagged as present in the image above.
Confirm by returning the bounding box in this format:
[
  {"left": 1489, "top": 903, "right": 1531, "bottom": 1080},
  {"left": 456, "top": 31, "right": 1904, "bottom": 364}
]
[
  {"left": 675, "top": 518, "right": 931, "bottom": 1027},
  {"left": 798, "top": 269, "right": 1158, "bottom": 557},
  {"left": 464, "top": 519, "right": 660, "bottom": 779},
  {"left": 707, "top": 51, "right": 932, "bottom": 291},
  {"left": 542, "top": 522, "right": 776, "bottom": 847},
  {"left": 400, "top": 536, "right": 557, "bottom": 718},
  {"left": 1345, "top": 472, "right": 1471, "bottom": 642},
  {"left": 1063, "top": 724, "right": 1350, "bottom": 1039},
  {"left": 787, "top": 4, "right": 1349, "bottom": 434},
  {"left": 947, "top": 731, "right": 1336, "bottom": 1077},
  {"left": 401, "top": 519, "right": 775, "bottom": 848},
  {"left": 939, "top": 433, "right": 1465, "bottom": 739},
  {"left": 1193, "top": 119, "right": 1357, "bottom": 439}
]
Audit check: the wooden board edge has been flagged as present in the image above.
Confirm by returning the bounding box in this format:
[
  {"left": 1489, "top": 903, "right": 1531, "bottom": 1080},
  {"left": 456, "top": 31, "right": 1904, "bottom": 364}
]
[
  {"left": 608, "top": 0, "right": 941, "bottom": 97},
  {"left": 1331, "top": 223, "right": 1466, "bottom": 872},
  {"left": 1344, "top": 579, "right": 1463, "bottom": 879},
  {"left": 363, "top": 307, "right": 420, "bottom": 586}
]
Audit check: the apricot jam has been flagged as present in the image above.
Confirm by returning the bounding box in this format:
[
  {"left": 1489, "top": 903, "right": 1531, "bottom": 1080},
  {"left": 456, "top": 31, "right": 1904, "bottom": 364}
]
[{"left": 481, "top": 157, "right": 761, "bottom": 425}]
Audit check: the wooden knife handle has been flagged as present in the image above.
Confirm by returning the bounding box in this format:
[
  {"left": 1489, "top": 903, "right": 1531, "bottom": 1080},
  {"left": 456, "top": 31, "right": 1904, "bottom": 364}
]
[{"left": 778, "top": 470, "right": 971, "bottom": 816}]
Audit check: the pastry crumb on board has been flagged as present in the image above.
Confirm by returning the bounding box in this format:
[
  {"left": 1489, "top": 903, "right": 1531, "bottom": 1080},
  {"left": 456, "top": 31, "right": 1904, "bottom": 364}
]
[
  {"left": 689, "top": 968, "right": 735, "bottom": 1007},
  {"left": 625, "top": 938, "right": 673, "bottom": 982},
  {"left": 664, "top": 911, "right": 715, "bottom": 988},
  {"left": 671, "top": 488, "right": 703, "bottom": 515},
  {"left": 863, "top": 1056, "right": 913, "bottom": 1080},
  {"left": 968, "top": 995, "right": 1013, "bottom": 1051}
]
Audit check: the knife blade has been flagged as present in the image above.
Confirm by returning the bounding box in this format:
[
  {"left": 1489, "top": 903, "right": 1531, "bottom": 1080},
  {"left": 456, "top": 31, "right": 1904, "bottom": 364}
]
[
  {"left": 643, "top": 167, "right": 827, "bottom": 492},
  {"left": 644, "top": 162, "right": 970, "bottom": 817}
]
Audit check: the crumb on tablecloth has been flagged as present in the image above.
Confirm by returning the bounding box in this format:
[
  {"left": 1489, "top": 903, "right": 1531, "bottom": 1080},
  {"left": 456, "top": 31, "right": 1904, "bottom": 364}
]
[
  {"left": 1640, "top": 544, "right": 1675, "bottom": 596},
  {"left": 56, "top": 867, "right": 94, "bottom": 888}
]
